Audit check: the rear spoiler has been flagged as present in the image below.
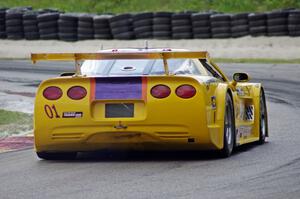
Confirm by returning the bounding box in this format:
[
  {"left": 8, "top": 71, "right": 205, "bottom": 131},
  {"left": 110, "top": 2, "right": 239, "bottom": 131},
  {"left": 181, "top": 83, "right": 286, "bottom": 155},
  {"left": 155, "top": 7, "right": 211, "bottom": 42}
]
[{"left": 30, "top": 51, "right": 226, "bottom": 79}]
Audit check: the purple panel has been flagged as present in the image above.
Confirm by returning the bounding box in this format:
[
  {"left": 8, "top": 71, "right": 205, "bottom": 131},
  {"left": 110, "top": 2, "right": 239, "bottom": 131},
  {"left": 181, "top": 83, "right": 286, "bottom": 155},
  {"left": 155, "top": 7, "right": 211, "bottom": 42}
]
[{"left": 95, "top": 77, "right": 142, "bottom": 100}]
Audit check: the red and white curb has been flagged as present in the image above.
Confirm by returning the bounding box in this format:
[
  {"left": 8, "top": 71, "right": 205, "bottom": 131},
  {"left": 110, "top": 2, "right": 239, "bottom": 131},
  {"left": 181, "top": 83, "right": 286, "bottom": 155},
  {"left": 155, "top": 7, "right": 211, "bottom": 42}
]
[{"left": 0, "top": 135, "right": 34, "bottom": 153}]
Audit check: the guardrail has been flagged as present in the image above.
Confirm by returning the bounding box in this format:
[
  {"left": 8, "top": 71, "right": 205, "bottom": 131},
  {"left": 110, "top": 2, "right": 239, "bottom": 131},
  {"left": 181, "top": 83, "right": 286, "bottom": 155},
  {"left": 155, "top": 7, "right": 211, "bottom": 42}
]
[{"left": 0, "top": 7, "right": 299, "bottom": 41}]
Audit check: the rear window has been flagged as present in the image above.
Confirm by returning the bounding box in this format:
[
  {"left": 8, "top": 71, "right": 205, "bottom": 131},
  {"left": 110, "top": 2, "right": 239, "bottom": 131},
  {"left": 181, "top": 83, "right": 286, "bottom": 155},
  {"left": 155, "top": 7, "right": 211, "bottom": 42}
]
[{"left": 81, "top": 59, "right": 204, "bottom": 76}]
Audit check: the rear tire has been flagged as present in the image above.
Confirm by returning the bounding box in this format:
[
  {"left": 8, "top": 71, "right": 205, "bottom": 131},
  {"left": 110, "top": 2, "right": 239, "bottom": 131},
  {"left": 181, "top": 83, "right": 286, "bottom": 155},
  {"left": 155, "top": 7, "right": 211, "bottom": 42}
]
[
  {"left": 258, "top": 89, "right": 268, "bottom": 144},
  {"left": 37, "top": 152, "right": 77, "bottom": 160},
  {"left": 220, "top": 93, "right": 235, "bottom": 157}
]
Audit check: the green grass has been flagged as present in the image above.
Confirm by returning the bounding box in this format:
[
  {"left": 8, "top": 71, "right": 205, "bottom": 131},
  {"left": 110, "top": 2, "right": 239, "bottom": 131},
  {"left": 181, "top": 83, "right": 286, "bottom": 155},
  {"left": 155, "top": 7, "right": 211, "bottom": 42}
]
[
  {"left": 0, "top": 0, "right": 299, "bottom": 14},
  {"left": 213, "top": 58, "right": 300, "bottom": 64},
  {"left": 0, "top": 109, "right": 33, "bottom": 137},
  {"left": 0, "top": 109, "right": 31, "bottom": 125}
]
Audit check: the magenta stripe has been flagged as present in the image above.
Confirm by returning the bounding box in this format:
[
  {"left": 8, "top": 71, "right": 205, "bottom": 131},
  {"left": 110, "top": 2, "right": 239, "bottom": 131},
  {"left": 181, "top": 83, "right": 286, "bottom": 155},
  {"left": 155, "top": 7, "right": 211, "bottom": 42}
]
[{"left": 95, "top": 77, "right": 142, "bottom": 100}]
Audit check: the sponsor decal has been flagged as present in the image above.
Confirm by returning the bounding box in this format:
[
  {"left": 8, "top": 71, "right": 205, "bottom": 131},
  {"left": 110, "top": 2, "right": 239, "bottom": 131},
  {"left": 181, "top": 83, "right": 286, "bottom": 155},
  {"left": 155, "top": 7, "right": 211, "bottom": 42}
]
[
  {"left": 236, "top": 102, "right": 245, "bottom": 121},
  {"left": 62, "top": 112, "right": 83, "bottom": 118},
  {"left": 236, "top": 87, "right": 245, "bottom": 96},
  {"left": 237, "top": 126, "right": 252, "bottom": 138},
  {"left": 211, "top": 96, "right": 216, "bottom": 109},
  {"left": 236, "top": 86, "right": 252, "bottom": 96},
  {"left": 245, "top": 105, "right": 254, "bottom": 121}
]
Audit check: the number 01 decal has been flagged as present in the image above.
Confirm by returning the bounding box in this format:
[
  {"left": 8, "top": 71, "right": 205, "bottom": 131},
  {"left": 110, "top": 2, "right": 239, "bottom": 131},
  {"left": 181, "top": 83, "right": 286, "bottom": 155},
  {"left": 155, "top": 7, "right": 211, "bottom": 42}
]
[{"left": 44, "top": 105, "right": 60, "bottom": 118}]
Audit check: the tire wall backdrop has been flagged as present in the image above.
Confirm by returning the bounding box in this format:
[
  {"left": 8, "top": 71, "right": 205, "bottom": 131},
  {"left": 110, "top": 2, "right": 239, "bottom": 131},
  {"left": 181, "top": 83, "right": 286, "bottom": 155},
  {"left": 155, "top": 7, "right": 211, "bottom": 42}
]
[{"left": 0, "top": 7, "right": 299, "bottom": 40}]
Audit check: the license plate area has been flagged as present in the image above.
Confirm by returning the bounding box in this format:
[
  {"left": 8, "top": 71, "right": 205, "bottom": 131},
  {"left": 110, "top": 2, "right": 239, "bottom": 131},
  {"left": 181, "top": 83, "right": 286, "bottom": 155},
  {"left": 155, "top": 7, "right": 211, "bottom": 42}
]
[{"left": 105, "top": 103, "right": 134, "bottom": 118}]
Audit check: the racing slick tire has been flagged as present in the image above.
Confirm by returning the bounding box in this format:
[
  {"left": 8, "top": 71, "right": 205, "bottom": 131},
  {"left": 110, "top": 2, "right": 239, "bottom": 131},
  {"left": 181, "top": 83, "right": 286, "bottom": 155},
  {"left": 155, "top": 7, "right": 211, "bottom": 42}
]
[
  {"left": 37, "top": 152, "right": 77, "bottom": 160},
  {"left": 220, "top": 93, "right": 235, "bottom": 157},
  {"left": 258, "top": 89, "right": 268, "bottom": 144}
]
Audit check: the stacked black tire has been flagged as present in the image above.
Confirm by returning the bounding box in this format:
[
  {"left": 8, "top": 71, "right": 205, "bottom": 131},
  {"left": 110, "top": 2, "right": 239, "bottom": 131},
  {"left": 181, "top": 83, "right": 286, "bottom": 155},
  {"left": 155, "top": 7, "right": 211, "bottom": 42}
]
[
  {"left": 133, "top": 12, "right": 153, "bottom": 39},
  {"left": 23, "top": 11, "right": 39, "bottom": 40},
  {"left": 58, "top": 13, "right": 78, "bottom": 41},
  {"left": 0, "top": 8, "right": 6, "bottom": 38},
  {"left": 191, "top": 13, "right": 211, "bottom": 38},
  {"left": 231, "top": 13, "right": 249, "bottom": 38},
  {"left": 288, "top": 10, "right": 300, "bottom": 37},
  {"left": 210, "top": 14, "right": 231, "bottom": 38},
  {"left": 77, "top": 14, "right": 94, "bottom": 40},
  {"left": 37, "top": 12, "right": 59, "bottom": 40},
  {"left": 248, "top": 13, "right": 267, "bottom": 36},
  {"left": 266, "top": 11, "right": 289, "bottom": 36},
  {"left": 172, "top": 13, "right": 192, "bottom": 39},
  {"left": 109, "top": 13, "right": 134, "bottom": 39},
  {"left": 152, "top": 12, "right": 172, "bottom": 39},
  {"left": 5, "top": 9, "right": 25, "bottom": 40},
  {"left": 93, "top": 15, "right": 112, "bottom": 39}
]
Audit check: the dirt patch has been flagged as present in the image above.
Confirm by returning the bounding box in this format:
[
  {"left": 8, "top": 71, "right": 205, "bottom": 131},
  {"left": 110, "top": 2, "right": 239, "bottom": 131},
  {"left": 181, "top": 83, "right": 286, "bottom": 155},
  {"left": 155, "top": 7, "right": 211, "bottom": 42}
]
[{"left": 1, "top": 36, "right": 300, "bottom": 59}]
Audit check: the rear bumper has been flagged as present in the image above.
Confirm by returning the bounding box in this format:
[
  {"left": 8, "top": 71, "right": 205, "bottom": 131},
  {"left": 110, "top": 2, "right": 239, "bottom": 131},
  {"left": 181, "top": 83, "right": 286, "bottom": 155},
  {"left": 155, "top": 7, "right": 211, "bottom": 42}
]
[{"left": 34, "top": 124, "right": 223, "bottom": 152}]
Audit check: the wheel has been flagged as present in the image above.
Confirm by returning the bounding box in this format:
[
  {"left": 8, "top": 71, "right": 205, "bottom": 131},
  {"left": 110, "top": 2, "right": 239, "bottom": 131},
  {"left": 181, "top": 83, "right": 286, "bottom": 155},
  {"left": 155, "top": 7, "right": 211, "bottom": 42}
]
[
  {"left": 220, "top": 93, "right": 235, "bottom": 157},
  {"left": 258, "top": 89, "right": 268, "bottom": 144},
  {"left": 36, "top": 152, "right": 77, "bottom": 160}
]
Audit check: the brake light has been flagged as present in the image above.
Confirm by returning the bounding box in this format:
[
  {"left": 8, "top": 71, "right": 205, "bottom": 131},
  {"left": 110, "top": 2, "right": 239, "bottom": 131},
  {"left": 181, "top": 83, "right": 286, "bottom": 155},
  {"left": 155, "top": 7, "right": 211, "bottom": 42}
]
[
  {"left": 43, "top": 86, "right": 63, "bottom": 100},
  {"left": 67, "top": 86, "right": 87, "bottom": 100},
  {"left": 176, "top": 85, "right": 196, "bottom": 98},
  {"left": 151, "top": 85, "right": 171, "bottom": 99}
]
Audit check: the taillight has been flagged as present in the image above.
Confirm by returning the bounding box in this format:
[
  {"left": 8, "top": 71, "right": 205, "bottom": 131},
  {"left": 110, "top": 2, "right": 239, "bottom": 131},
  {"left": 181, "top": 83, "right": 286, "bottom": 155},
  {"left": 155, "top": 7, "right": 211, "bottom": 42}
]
[
  {"left": 43, "top": 86, "right": 63, "bottom": 100},
  {"left": 176, "top": 85, "right": 196, "bottom": 99},
  {"left": 67, "top": 86, "right": 87, "bottom": 100},
  {"left": 151, "top": 85, "right": 171, "bottom": 99}
]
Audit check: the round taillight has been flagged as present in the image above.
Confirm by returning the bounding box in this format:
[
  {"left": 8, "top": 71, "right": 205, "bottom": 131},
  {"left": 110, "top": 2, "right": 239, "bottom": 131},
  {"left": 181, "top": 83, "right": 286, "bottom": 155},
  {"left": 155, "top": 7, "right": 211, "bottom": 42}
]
[
  {"left": 67, "top": 86, "right": 87, "bottom": 100},
  {"left": 151, "top": 85, "right": 171, "bottom": 99},
  {"left": 43, "top": 86, "right": 63, "bottom": 100},
  {"left": 176, "top": 85, "right": 196, "bottom": 99}
]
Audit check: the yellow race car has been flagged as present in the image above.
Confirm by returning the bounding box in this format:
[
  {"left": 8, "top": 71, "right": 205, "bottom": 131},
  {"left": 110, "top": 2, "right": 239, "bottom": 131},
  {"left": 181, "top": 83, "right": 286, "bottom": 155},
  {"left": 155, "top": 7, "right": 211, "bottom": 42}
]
[{"left": 31, "top": 48, "right": 268, "bottom": 159}]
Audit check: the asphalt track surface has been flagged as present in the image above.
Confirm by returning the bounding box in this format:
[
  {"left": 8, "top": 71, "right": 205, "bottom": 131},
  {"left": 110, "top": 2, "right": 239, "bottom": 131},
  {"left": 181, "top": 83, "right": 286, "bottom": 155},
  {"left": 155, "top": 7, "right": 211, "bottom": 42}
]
[{"left": 0, "top": 61, "right": 300, "bottom": 199}]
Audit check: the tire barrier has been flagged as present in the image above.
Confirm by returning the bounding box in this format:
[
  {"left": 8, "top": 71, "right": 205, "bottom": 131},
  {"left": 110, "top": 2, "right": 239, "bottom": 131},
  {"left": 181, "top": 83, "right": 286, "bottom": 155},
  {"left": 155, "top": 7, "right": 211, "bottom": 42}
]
[
  {"left": 172, "top": 13, "right": 193, "bottom": 39},
  {"left": 0, "top": 8, "right": 7, "bottom": 38},
  {"left": 152, "top": 12, "right": 172, "bottom": 39},
  {"left": 5, "top": 7, "right": 30, "bottom": 40},
  {"left": 210, "top": 14, "right": 232, "bottom": 38},
  {"left": 133, "top": 12, "right": 153, "bottom": 39},
  {"left": 23, "top": 11, "right": 39, "bottom": 40},
  {"left": 1, "top": 7, "right": 300, "bottom": 41},
  {"left": 77, "top": 14, "right": 94, "bottom": 40},
  {"left": 109, "top": 13, "right": 135, "bottom": 40},
  {"left": 288, "top": 10, "right": 300, "bottom": 36},
  {"left": 231, "top": 13, "right": 249, "bottom": 38},
  {"left": 37, "top": 12, "right": 60, "bottom": 40},
  {"left": 58, "top": 13, "right": 78, "bottom": 41},
  {"left": 248, "top": 13, "right": 267, "bottom": 37},
  {"left": 93, "top": 15, "right": 112, "bottom": 39},
  {"left": 267, "top": 10, "right": 289, "bottom": 36},
  {"left": 192, "top": 13, "right": 212, "bottom": 39}
]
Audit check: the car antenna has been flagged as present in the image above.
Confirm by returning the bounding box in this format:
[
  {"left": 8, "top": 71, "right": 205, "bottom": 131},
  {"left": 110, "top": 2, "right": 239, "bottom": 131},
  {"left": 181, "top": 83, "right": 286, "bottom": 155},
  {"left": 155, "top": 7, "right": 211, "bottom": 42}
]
[{"left": 144, "top": 40, "right": 148, "bottom": 49}]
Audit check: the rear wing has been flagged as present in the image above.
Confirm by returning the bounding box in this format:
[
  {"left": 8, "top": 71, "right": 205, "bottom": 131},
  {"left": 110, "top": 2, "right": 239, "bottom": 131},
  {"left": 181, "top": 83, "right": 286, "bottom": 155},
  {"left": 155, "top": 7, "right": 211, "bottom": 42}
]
[
  {"left": 31, "top": 51, "right": 208, "bottom": 75},
  {"left": 30, "top": 51, "right": 227, "bottom": 80}
]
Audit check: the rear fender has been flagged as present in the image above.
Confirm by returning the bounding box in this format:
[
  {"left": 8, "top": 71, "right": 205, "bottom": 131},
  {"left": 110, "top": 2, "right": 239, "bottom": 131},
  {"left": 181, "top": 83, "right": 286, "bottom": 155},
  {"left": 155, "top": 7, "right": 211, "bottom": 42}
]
[
  {"left": 250, "top": 83, "right": 266, "bottom": 138},
  {"left": 209, "top": 83, "right": 230, "bottom": 149}
]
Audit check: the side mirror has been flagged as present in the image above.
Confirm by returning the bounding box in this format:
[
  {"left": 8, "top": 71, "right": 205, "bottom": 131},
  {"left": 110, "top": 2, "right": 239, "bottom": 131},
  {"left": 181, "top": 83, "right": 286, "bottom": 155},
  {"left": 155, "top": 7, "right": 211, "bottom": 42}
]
[{"left": 233, "top": 73, "right": 250, "bottom": 82}]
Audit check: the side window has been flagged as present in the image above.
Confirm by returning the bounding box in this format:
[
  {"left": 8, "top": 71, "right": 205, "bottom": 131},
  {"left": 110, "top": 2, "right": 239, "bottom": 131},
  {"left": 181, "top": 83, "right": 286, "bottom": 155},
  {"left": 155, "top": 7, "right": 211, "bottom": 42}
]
[
  {"left": 200, "top": 59, "right": 225, "bottom": 81},
  {"left": 149, "top": 59, "right": 201, "bottom": 75}
]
